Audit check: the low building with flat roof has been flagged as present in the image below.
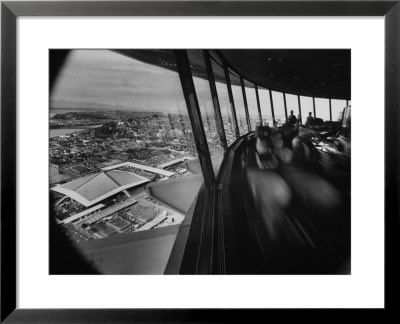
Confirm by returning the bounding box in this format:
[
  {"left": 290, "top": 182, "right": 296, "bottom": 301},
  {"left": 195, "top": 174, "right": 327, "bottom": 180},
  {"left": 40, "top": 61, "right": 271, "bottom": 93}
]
[
  {"left": 51, "top": 170, "right": 149, "bottom": 207},
  {"left": 101, "top": 161, "right": 175, "bottom": 177}
]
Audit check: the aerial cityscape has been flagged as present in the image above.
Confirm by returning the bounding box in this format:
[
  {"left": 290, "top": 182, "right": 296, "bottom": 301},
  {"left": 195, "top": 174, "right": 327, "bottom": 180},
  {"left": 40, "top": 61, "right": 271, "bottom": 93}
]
[
  {"left": 50, "top": 109, "right": 210, "bottom": 243},
  {"left": 49, "top": 105, "right": 278, "bottom": 248},
  {"left": 48, "top": 49, "right": 260, "bottom": 273}
]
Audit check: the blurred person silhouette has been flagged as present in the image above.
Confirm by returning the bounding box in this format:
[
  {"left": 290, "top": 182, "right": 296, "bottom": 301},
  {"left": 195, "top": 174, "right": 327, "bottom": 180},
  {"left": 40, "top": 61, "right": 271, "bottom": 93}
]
[
  {"left": 306, "top": 112, "right": 314, "bottom": 126},
  {"left": 271, "top": 129, "right": 293, "bottom": 166},
  {"left": 291, "top": 126, "right": 317, "bottom": 169},
  {"left": 279, "top": 124, "right": 349, "bottom": 272},
  {"left": 287, "top": 110, "right": 297, "bottom": 126},
  {"left": 242, "top": 126, "right": 310, "bottom": 272},
  {"left": 254, "top": 126, "right": 279, "bottom": 170},
  {"left": 244, "top": 127, "right": 349, "bottom": 273}
]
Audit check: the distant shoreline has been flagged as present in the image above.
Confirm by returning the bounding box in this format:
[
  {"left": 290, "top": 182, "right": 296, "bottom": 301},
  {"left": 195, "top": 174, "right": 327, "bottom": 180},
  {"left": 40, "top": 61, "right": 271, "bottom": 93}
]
[
  {"left": 49, "top": 124, "right": 103, "bottom": 129},
  {"left": 49, "top": 124, "right": 104, "bottom": 138},
  {"left": 49, "top": 108, "right": 109, "bottom": 117},
  {"left": 49, "top": 108, "right": 189, "bottom": 116},
  {"left": 49, "top": 128, "right": 86, "bottom": 138}
]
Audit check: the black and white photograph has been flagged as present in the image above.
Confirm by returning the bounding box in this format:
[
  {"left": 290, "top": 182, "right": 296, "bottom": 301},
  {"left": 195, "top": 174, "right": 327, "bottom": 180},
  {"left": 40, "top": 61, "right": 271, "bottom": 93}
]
[{"left": 49, "top": 49, "right": 351, "bottom": 275}]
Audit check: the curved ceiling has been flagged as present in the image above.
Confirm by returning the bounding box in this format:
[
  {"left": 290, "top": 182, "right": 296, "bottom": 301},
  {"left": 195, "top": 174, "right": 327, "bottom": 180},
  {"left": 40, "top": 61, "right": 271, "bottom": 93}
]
[
  {"left": 218, "top": 50, "right": 350, "bottom": 100},
  {"left": 114, "top": 49, "right": 350, "bottom": 100}
]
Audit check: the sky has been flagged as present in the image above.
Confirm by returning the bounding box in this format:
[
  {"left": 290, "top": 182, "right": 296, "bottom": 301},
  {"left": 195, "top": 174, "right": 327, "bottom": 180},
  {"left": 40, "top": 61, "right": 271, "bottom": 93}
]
[
  {"left": 51, "top": 50, "right": 187, "bottom": 114},
  {"left": 51, "top": 49, "right": 260, "bottom": 117},
  {"left": 50, "top": 49, "right": 347, "bottom": 121}
]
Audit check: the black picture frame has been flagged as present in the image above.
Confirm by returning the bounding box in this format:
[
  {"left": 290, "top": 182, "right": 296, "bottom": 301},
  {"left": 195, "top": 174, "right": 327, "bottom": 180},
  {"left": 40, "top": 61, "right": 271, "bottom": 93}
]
[{"left": 1, "top": 1, "right": 399, "bottom": 322}]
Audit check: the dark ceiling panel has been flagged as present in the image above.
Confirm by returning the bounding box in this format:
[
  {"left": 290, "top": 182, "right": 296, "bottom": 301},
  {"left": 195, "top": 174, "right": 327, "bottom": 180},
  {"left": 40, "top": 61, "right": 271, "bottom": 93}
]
[
  {"left": 218, "top": 49, "right": 350, "bottom": 99},
  {"left": 113, "top": 49, "right": 350, "bottom": 100}
]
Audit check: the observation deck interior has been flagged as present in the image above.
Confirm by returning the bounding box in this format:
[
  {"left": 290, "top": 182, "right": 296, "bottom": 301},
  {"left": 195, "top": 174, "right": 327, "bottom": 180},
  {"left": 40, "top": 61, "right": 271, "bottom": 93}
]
[{"left": 49, "top": 49, "right": 351, "bottom": 275}]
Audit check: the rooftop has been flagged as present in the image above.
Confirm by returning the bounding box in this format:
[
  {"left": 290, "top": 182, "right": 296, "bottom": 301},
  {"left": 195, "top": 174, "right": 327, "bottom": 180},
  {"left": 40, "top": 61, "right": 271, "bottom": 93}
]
[
  {"left": 101, "top": 161, "right": 175, "bottom": 177},
  {"left": 51, "top": 170, "right": 149, "bottom": 207}
]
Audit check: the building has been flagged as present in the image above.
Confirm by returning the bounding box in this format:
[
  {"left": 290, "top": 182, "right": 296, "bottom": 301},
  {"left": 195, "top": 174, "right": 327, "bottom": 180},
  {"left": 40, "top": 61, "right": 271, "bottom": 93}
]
[
  {"left": 51, "top": 169, "right": 150, "bottom": 207},
  {"left": 106, "top": 216, "right": 132, "bottom": 232}
]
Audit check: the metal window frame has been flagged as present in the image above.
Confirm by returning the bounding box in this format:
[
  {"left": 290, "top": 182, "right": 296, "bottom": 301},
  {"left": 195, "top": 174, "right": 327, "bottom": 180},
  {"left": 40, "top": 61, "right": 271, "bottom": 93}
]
[
  {"left": 243, "top": 80, "right": 260, "bottom": 129},
  {"left": 240, "top": 76, "right": 251, "bottom": 132},
  {"left": 203, "top": 50, "right": 228, "bottom": 151},
  {"left": 223, "top": 61, "right": 240, "bottom": 139},
  {"left": 269, "top": 89, "right": 276, "bottom": 124},
  {"left": 297, "top": 94, "right": 303, "bottom": 124},
  {"left": 208, "top": 54, "right": 237, "bottom": 145},
  {"left": 174, "top": 50, "right": 216, "bottom": 187},
  {"left": 255, "top": 84, "right": 263, "bottom": 125},
  {"left": 282, "top": 91, "right": 288, "bottom": 121},
  {"left": 313, "top": 96, "right": 317, "bottom": 118}
]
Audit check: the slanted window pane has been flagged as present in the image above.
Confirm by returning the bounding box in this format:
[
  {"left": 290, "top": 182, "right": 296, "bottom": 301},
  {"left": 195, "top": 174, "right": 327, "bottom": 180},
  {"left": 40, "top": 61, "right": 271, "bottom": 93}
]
[
  {"left": 244, "top": 81, "right": 260, "bottom": 130},
  {"left": 331, "top": 99, "right": 347, "bottom": 122},
  {"left": 300, "top": 96, "right": 314, "bottom": 126},
  {"left": 285, "top": 94, "right": 301, "bottom": 124},
  {"left": 211, "top": 60, "right": 236, "bottom": 147},
  {"left": 188, "top": 50, "right": 224, "bottom": 177},
  {"left": 271, "top": 91, "right": 286, "bottom": 126},
  {"left": 258, "top": 87, "right": 273, "bottom": 127},
  {"left": 230, "top": 71, "right": 248, "bottom": 135}
]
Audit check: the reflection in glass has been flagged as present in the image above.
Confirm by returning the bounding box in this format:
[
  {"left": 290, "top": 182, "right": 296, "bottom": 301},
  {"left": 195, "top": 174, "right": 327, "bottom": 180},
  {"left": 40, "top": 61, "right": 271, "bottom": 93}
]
[
  {"left": 188, "top": 51, "right": 224, "bottom": 177},
  {"left": 230, "top": 71, "right": 248, "bottom": 135},
  {"left": 245, "top": 83, "right": 260, "bottom": 130},
  {"left": 212, "top": 60, "right": 236, "bottom": 147},
  {"left": 271, "top": 91, "right": 286, "bottom": 126},
  {"left": 285, "top": 94, "right": 300, "bottom": 123},
  {"left": 300, "top": 96, "right": 314, "bottom": 125},
  {"left": 331, "top": 99, "right": 347, "bottom": 122},
  {"left": 258, "top": 87, "right": 273, "bottom": 127},
  {"left": 341, "top": 106, "right": 351, "bottom": 140},
  {"left": 315, "top": 98, "right": 330, "bottom": 122}
]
